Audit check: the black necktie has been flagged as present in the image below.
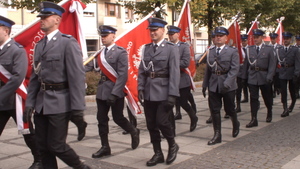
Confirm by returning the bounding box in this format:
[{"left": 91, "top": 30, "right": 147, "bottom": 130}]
[
  {"left": 243, "top": 47, "right": 246, "bottom": 53},
  {"left": 43, "top": 36, "right": 48, "bottom": 50},
  {"left": 256, "top": 46, "right": 259, "bottom": 54},
  {"left": 105, "top": 47, "right": 108, "bottom": 56},
  {"left": 285, "top": 47, "right": 288, "bottom": 53},
  {"left": 217, "top": 47, "right": 221, "bottom": 55},
  {"left": 153, "top": 44, "right": 158, "bottom": 53}
]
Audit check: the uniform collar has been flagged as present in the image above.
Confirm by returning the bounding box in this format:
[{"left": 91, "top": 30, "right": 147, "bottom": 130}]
[
  {"left": 0, "top": 38, "right": 12, "bottom": 50},
  {"left": 45, "top": 29, "right": 59, "bottom": 42}
]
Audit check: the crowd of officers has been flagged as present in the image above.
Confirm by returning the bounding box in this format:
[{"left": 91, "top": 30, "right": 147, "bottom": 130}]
[{"left": 1, "top": 1, "right": 300, "bottom": 168}]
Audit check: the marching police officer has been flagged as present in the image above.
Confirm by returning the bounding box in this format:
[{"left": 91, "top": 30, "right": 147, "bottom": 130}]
[
  {"left": 242, "top": 29, "right": 276, "bottom": 127},
  {"left": 277, "top": 32, "right": 300, "bottom": 117},
  {"left": 24, "top": 2, "right": 90, "bottom": 169},
  {"left": 92, "top": 25, "right": 140, "bottom": 158},
  {"left": 269, "top": 32, "right": 282, "bottom": 98},
  {"left": 167, "top": 25, "right": 198, "bottom": 132},
  {"left": 235, "top": 34, "right": 249, "bottom": 113},
  {"left": 295, "top": 35, "right": 300, "bottom": 98},
  {"left": 0, "top": 16, "right": 42, "bottom": 169},
  {"left": 202, "top": 27, "right": 240, "bottom": 145},
  {"left": 138, "top": 18, "right": 180, "bottom": 166}
]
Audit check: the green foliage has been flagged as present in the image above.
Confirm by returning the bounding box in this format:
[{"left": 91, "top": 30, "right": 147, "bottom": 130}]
[
  {"left": 85, "top": 71, "right": 100, "bottom": 95},
  {"left": 194, "top": 63, "right": 206, "bottom": 82}
]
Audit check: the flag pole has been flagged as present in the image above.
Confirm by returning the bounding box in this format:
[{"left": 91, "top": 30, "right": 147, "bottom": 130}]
[
  {"left": 274, "top": 16, "right": 285, "bottom": 33},
  {"left": 247, "top": 13, "right": 261, "bottom": 35},
  {"left": 198, "top": 12, "right": 241, "bottom": 64},
  {"left": 84, "top": 7, "right": 161, "bottom": 66},
  {"left": 12, "top": 0, "right": 70, "bottom": 38}
]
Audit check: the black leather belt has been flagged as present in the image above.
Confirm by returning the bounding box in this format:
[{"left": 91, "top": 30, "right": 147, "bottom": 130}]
[
  {"left": 144, "top": 72, "right": 169, "bottom": 78},
  {"left": 41, "top": 82, "right": 68, "bottom": 90},
  {"left": 250, "top": 67, "right": 268, "bottom": 71},
  {"left": 212, "top": 70, "right": 228, "bottom": 75},
  {"left": 281, "top": 63, "right": 294, "bottom": 68}
]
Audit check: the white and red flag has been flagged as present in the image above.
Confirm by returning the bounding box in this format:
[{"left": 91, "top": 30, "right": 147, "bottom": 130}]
[
  {"left": 11, "top": 0, "right": 87, "bottom": 134},
  {"left": 176, "top": 0, "right": 196, "bottom": 90},
  {"left": 227, "top": 20, "right": 243, "bottom": 63},
  {"left": 275, "top": 17, "right": 285, "bottom": 45},
  {"left": 247, "top": 14, "right": 260, "bottom": 46}
]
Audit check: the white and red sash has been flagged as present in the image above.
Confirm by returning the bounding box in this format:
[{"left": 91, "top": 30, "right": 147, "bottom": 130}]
[
  {"left": 181, "top": 68, "right": 196, "bottom": 91},
  {"left": 0, "top": 65, "right": 30, "bottom": 135},
  {"left": 97, "top": 49, "right": 141, "bottom": 116}
]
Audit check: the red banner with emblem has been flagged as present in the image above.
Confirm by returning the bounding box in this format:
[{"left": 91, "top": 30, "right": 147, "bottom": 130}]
[
  {"left": 115, "top": 13, "right": 153, "bottom": 115},
  {"left": 227, "top": 21, "right": 243, "bottom": 63},
  {"left": 177, "top": 0, "right": 196, "bottom": 77},
  {"left": 247, "top": 21, "right": 259, "bottom": 46},
  {"left": 13, "top": 0, "right": 87, "bottom": 86}
]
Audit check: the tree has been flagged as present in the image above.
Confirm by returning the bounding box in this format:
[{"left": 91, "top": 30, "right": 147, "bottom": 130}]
[{"left": 0, "top": 0, "right": 94, "bottom": 11}]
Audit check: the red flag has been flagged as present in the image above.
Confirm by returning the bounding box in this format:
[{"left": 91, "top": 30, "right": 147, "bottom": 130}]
[
  {"left": 115, "top": 13, "right": 153, "bottom": 115},
  {"left": 227, "top": 21, "right": 243, "bottom": 63},
  {"left": 11, "top": 0, "right": 87, "bottom": 134},
  {"left": 247, "top": 21, "right": 259, "bottom": 46},
  {"left": 177, "top": 0, "right": 196, "bottom": 77},
  {"left": 13, "top": 0, "right": 87, "bottom": 86},
  {"left": 275, "top": 18, "right": 284, "bottom": 45}
]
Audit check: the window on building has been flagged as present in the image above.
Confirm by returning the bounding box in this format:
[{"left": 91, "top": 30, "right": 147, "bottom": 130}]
[
  {"left": 125, "top": 8, "right": 133, "bottom": 20},
  {"left": 86, "top": 40, "right": 98, "bottom": 52},
  {"left": 83, "top": 11, "right": 94, "bottom": 17},
  {"left": 105, "top": 3, "right": 120, "bottom": 18}
]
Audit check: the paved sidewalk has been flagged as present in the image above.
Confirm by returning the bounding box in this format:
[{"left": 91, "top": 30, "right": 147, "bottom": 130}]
[{"left": 1, "top": 86, "right": 300, "bottom": 169}]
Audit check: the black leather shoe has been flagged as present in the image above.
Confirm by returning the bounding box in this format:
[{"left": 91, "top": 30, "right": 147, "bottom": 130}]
[
  {"left": 207, "top": 132, "right": 221, "bottom": 145},
  {"left": 77, "top": 121, "right": 87, "bottom": 141},
  {"left": 190, "top": 116, "right": 198, "bottom": 132},
  {"left": 29, "top": 161, "right": 43, "bottom": 169},
  {"left": 246, "top": 120, "right": 258, "bottom": 128},
  {"left": 131, "top": 128, "right": 140, "bottom": 149},
  {"left": 266, "top": 114, "right": 272, "bottom": 123},
  {"left": 77, "top": 163, "right": 91, "bottom": 169},
  {"left": 146, "top": 152, "right": 164, "bottom": 166},
  {"left": 92, "top": 146, "right": 111, "bottom": 158},
  {"left": 281, "top": 110, "right": 289, "bottom": 117},
  {"left": 235, "top": 107, "right": 241, "bottom": 113},
  {"left": 224, "top": 114, "right": 230, "bottom": 118},
  {"left": 241, "top": 99, "right": 248, "bottom": 103},
  {"left": 174, "top": 113, "right": 182, "bottom": 120},
  {"left": 122, "top": 130, "right": 129, "bottom": 135},
  {"left": 232, "top": 121, "right": 240, "bottom": 138},
  {"left": 206, "top": 116, "right": 212, "bottom": 124},
  {"left": 166, "top": 143, "right": 179, "bottom": 165}
]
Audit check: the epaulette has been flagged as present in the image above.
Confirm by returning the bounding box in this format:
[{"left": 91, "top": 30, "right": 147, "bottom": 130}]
[
  {"left": 229, "top": 46, "right": 236, "bottom": 49},
  {"left": 14, "top": 42, "right": 23, "bottom": 48},
  {"left": 166, "top": 41, "right": 175, "bottom": 46},
  {"left": 290, "top": 45, "right": 297, "bottom": 49},
  {"left": 264, "top": 44, "right": 273, "bottom": 47},
  {"left": 62, "top": 34, "right": 72, "bottom": 38},
  {"left": 145, "top": 43, "right": 152, "bottom": 46},
  {"left": 117, "top": 46, "right": 125, "bottom": 50},
  {"left": 209, "top": 46, "right": 216, "bottom": 50}
]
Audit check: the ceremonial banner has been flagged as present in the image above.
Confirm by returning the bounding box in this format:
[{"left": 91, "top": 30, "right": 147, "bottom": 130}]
[
  {"left": 227, "top": 21, "right": 243, "bottom": 63},
  {"left": 176, "top": 0, "right": 196, "bottom": 89},
  {"left": 247, "top": 21, "right": 259, "bottom": 46},
  {"left": 275, "top": 17, "right": 284, "bottom": 45},
  {"left": 11, "top": 0, "right": 87, "bottom": 134},
  {"left": 114, "top": 13, "right": 154, "bottom": 115},
  {"left": 13, "top": 0, "right": 88, "bottom": 85}
]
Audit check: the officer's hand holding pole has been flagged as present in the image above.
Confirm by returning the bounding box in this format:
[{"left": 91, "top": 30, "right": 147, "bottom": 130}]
[
  {"left": 202, "top": 87, "right": 207, "bottom": 98},
  {"left": 138, "top": 90, "right": 144, "bottom": 106},
  {"left": 23, "top": 107, "right": 33, "bottom": 123},
  {"left": 266, "top": 78, "right": 273, "bottom": 85},
  {"left": 107, "top": 94, "right": 118, "bottom": 106}
]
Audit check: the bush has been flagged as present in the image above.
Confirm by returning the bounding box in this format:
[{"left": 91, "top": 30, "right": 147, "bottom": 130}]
[
  {"left": 194, "top": 63, "right": 206, "bottom": 82},
  {"left": 85, "top": 71, "right": 100, "bottom": 95}
]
